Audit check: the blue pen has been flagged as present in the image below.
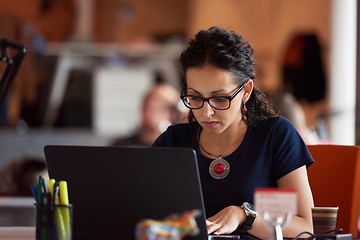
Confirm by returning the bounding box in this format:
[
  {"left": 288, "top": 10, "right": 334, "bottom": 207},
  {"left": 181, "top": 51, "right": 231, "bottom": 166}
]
[{"left": 30, "top": 183, "right": 37, "bottom": 202}]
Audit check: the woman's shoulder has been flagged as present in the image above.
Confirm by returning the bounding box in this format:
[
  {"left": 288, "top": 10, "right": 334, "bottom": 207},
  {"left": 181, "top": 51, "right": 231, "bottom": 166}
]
[
  {"left": 248, "top": 116, "right": 300, "bottom": 142},
  {"left": 256, "top": 116, "right": 294, "bottom": 129},
  {"left": 253, "top": 116, "right": 307, "bottom": 150}
]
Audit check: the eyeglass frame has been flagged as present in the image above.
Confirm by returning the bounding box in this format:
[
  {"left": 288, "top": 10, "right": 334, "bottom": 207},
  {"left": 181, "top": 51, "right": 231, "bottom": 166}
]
[{"left": 180, "top": 82, "right": 246, "bottom": 110}]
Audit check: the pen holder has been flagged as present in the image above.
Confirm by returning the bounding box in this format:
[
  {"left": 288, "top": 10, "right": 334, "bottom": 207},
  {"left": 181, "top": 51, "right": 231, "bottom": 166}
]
[{"left": 36, "top": 204, "right": 73, "bottom": 240}]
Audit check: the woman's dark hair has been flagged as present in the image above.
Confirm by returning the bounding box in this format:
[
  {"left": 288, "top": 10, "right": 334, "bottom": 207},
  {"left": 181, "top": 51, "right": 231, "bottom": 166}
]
[
  {"left": 180, "top": 26, "right": 277, "bottom": 126},
  {"left": 282, "top": 33, "right": 326, "bottom": 103}
]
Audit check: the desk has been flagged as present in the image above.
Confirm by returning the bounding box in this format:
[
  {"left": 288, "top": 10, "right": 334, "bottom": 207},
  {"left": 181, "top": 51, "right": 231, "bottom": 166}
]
[
  {"left": 0, "top": 227, "right": 35, "bottom": 240},
  {"left": 0, "top": 197, "right": 36, "bottom": 226}
]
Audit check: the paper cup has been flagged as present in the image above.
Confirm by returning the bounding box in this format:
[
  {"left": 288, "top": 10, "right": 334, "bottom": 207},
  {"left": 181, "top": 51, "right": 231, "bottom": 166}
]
[{"left": 312, "top": 207, "right": 339, "bottom": 235}]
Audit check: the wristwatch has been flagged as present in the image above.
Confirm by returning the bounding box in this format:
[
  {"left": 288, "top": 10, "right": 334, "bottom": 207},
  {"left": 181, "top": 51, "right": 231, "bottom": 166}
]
[{"left": 239, "top": 202, "right": 258, "bottom": 231}]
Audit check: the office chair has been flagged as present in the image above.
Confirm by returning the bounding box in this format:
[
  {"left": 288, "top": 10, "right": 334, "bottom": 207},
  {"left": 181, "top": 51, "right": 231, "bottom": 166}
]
[{"left": 307, "top": 144, "right": 360, "bottom": 236}]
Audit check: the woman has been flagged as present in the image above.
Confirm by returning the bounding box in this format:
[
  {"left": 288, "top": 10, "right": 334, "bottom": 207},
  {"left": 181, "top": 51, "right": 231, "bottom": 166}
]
[{"left": 152, "top": 26, "right": 314, "bottom": 239}]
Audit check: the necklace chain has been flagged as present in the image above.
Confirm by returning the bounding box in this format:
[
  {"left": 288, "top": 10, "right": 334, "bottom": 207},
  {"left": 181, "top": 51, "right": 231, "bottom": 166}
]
[
  {"left": 197, "top": 127, "right": 230, "bottom": 179},
  {"left": 197, "top": 128, "right": 228, "bottom": 159}
]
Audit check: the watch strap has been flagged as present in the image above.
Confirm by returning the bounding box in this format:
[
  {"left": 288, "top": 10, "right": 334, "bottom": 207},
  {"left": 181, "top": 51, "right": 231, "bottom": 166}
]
[
  {"left": 239, "top": 214, "right": 256, "bottom": 231},
  {"left": 238, "top": 202, "right": 257, "bottom": 232}
]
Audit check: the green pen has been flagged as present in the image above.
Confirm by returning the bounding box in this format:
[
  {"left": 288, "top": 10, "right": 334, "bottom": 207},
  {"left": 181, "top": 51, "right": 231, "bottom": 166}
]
[
  {"left": 36, "top": 176, "right": 44, "bottom": 205},
  {"left": 36, "top": 176, "right": 49, "bottom": 240}
]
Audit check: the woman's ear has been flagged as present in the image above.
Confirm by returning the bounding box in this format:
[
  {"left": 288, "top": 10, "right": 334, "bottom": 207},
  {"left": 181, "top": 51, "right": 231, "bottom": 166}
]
[{"left": 243, "top": 80, "right": 254, "bottom": 102}]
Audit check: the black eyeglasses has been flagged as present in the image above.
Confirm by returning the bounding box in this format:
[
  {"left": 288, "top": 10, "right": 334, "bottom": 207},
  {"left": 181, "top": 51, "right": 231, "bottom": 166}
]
[{"left": 180, "top": 84, "right": 245, "bottom": 110}]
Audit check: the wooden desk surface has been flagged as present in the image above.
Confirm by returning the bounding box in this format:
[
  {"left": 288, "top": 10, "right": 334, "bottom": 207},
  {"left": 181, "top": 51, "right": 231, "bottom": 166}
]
[{"left": 0, "top": 227, "right": 35, "bottom": 240}]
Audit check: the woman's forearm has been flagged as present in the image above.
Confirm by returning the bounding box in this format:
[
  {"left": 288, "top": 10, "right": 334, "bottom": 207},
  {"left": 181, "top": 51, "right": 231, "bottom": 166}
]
[{"left": 249, "top": 214, "right": 313, "bottom": 239}]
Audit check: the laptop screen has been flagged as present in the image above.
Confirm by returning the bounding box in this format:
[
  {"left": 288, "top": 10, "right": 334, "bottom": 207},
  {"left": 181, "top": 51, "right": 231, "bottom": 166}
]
[{"left": 44, "top": 145, "right": 208, "bottom": 240}]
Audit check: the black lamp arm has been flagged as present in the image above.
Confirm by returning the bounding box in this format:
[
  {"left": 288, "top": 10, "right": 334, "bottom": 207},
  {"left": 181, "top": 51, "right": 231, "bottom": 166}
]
[{"left": 0, "top": 39, "right": 28, "bottom": 103}]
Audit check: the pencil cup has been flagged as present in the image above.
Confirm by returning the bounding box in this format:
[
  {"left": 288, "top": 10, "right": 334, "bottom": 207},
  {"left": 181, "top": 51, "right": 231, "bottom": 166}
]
[
  {"left": 312, "top": 206, "right": 339, "bottom": 235},
  {"left": 36, "top": 204, "right": 73, "bottom": 240}
]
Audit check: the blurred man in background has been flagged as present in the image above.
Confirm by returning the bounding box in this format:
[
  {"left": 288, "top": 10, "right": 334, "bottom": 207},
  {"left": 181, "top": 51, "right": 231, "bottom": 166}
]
[{"left": 110, "top": 82, "right": 181, "bottom": 147}]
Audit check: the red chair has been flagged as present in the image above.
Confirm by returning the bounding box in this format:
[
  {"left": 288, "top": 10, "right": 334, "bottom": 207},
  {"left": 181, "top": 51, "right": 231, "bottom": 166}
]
[{"left": 307, "top": 144, "right": 360, "bottom": 236}]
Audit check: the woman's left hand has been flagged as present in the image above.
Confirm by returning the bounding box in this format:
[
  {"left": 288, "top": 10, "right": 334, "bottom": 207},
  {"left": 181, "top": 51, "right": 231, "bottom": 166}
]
[{"left": 206, "top": 205, "right": 245, "bottom": 235}]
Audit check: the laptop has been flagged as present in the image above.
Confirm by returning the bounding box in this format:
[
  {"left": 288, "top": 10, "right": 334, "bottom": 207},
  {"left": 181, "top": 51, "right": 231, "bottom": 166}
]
[{"left": 44, "top": 145, "right": 241, "bottom": 240}]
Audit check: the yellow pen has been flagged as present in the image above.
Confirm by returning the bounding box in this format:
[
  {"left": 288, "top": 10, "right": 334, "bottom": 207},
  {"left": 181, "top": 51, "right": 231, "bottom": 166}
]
[
  {"left": 47, "top": 178, "right": 56, "bottom": 239},
  {"left": 48, "top": 179, "right": 56, "bottom": 204},
  {"left": 59, "top": 181, "right": 69, "bottom": 205},
  {"left": 59, "top": 181, "right": 71, "bottom": 240},
  {"left": 54, "top": 182, "right": 66, "bottom": 240}
]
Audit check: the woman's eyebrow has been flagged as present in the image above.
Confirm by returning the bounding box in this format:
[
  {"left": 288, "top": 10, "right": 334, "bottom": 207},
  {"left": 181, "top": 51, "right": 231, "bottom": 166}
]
[
  {"left": 187, "top": 88, "right": 201, "bottom": 95},
  {"left": 187, "top": 88, "right": 226, "bottom": 95},
  {"left": 211, "top": 89, "right": 226, "bottom": 94}
]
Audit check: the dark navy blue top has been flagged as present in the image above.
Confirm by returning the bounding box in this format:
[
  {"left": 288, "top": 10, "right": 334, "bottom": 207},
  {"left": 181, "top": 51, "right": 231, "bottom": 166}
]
[{"left": 152, "top": 116, "right": 313, "bottom": 218}]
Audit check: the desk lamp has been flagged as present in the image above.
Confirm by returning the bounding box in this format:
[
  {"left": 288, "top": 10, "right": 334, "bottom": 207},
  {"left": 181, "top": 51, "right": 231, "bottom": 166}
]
[{"left": 0, "top": 39, "right": 27, "bottom": 103}]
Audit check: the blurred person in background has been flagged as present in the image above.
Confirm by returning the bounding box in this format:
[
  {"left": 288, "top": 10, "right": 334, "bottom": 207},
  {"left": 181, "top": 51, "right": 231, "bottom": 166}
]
[
  {"left": 110, "top": 81, "right": 181, "bottom": 147},
  {"left": 0, "top": 156, "right": 47, "bottom": 196},
  {"left": 276, "top": 33, "right": 328, "bottom": 144}
]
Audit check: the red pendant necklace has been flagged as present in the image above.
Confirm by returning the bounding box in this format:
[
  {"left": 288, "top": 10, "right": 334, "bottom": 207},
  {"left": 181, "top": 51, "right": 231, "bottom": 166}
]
[{"left": 197, "top": 129, "right": 230, "bottom": 179}]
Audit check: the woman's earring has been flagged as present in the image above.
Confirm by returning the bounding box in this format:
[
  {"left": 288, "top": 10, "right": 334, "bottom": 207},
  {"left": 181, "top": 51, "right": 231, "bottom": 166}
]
[{"left": 242, "top": 101, "right": 248, "bottom": 113}]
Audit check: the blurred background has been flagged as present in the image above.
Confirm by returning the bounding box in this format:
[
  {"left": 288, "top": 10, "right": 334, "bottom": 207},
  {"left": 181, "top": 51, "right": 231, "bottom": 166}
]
[{"left": 0, "top": 0, "right": 359, "bottom": 196}]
